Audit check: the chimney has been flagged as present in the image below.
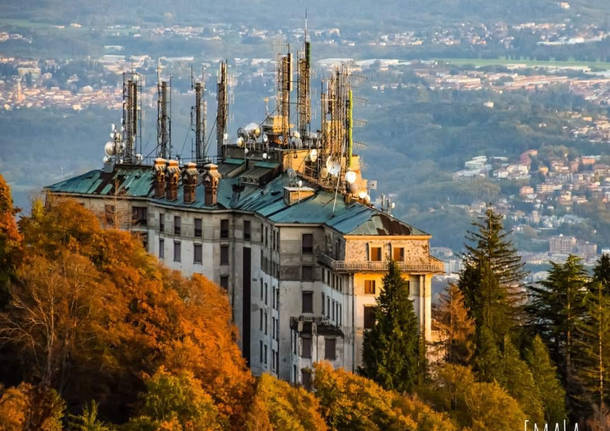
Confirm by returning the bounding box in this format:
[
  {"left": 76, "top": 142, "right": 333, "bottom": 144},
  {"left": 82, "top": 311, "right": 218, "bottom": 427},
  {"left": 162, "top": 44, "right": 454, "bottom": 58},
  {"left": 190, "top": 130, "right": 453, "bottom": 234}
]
[
  {"left": 166, "top": 159, "right": 180, "bottom": 201},
  {"left": 182, "top": 162, "right": 198, "bottom": 204},
  {"left": 153, "top": 158, "right": 167, "bottom": 198},
  {"left": 202, "top": 163, "right": 221, "bottom": 206}
]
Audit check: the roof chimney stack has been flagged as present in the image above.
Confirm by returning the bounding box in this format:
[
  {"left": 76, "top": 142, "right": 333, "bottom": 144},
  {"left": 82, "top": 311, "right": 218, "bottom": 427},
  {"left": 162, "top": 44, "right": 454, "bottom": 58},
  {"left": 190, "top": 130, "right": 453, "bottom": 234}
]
[
  {"left": 182, "top": 162, "right": 198, "bottom": 204},
  {"left": 203, "top": 163, "right": 221, "bottom": 206},
  {"left": 153, "top": 158, "right": 167, "bottom": 198},
  {"left": 166, "top": 159, "right": 180, "bottom": 201}
]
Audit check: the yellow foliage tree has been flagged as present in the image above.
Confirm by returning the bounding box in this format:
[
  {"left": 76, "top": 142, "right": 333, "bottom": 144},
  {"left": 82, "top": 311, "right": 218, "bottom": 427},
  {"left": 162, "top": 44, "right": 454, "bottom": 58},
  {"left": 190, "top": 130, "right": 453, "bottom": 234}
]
[
  {"left": 246, "top": 373, "right": 327, "bottom": 431},
  {"left": 313, "top": 362, "right": 455, "bottom": 431}
]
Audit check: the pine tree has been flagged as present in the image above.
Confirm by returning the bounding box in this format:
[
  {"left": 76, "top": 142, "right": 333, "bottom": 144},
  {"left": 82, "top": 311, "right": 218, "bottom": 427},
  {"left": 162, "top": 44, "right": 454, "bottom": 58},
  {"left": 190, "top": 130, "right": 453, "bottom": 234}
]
[
  {"left": 527, "top": 255, "right": 588, "bottom": 413},
  {"left": 458, "top": 206, "right": 526, "bottom": 350},
  {"left": 573, "top": 255, "right": 610, "bottom": 425},
  {"left": 524, "top": 336, "right": 567, "bottom": 424},
  {"left": 361, "top": 260, "right": 420, "bottom": 393},
  {"left": 433, "top": 283, "right": 475, "bottom": 365}
]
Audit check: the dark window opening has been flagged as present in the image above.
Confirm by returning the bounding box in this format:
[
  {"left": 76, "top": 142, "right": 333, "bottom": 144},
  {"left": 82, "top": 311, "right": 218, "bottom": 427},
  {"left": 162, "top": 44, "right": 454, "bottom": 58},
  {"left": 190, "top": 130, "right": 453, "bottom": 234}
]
[
  {"left": 220, "top": 219, "right": 229, "bottom": 239},
  {"left": 159, "top": 213, "right": 165, "bottom": 232},
  {"left": 325, "top": 337, "right": 336, "bottom": 360},
  {"left": 302, "top": 337, "right": 312, "bottom": 359},
  {"left": 220, "top": 245, "right": 229, "bottom": 265},
  {"left": 194, "top": 218, "right": 202, "bottom": 237},
  {"left": 302, "top": 233, "right": 313, "bottom": 254},
  {"left": 244, "top": 220, "right": 251, "bottom": 241},
  {"left": 302, "top": 291, "right": 313, "bottom": 313},
  {"left": 364, "top": 280, "right": 376, "bottom": 295},
  {"left": 364, "top": 306, "right": 377, "bottom": 329},
  {"left": 194, "top": 243, "right": 202, "bottom": 264},
  {"left": 159, "top": 238, "right": 164, "bottom": 259},
  {"left": 173, "top": 241, "right": 181, "bottom": 262},
  {"left": 174, "top": 216, "right": 181, "bottom": 235},
  {"left": 104, "top": 204, "right": 115, "bottom": 226},
  {"left": 220, "top": 275, "right": 229, "bottom": 290}
]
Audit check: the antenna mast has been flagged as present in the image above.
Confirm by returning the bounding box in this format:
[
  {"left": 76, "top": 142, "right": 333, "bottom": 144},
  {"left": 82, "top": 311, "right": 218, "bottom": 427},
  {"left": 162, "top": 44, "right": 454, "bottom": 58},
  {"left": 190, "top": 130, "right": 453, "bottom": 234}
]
[
  {"left": 194, "top": 67, "right": 206, "bottom": 165},
  {"left": 297, "top": 20, "right": 311, "bottom": 138},
  {"left": 122, "top": 72, "right": 139, "bottom": 164},
  {"left": 157, "top": 69, "right": 171, "bottom": 159},
  {"left": 216, "top": 60, "right": 228, "bottom": 161}
]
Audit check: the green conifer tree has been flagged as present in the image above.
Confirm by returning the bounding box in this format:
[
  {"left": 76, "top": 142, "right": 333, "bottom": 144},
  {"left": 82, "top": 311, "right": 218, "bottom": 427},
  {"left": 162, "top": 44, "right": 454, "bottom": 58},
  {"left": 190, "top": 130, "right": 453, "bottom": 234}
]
[
  {"left": 360, "top": 260, "right": 420, "bottom": 393},
  {"left": 458, "top": 206, "right": 526, "bottom": 350},
  {"left": 525, "top": 335, "right": 567, "bottom": 424},
  {"left": 528, "top": 255, "right": 588, "bottom": 414}
]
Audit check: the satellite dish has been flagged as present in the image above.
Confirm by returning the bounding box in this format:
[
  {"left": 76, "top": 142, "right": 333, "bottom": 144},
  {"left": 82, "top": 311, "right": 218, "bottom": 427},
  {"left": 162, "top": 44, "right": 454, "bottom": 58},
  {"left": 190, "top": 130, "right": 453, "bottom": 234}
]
[
  {"left": 236, "top": 136, "right": 245, "bottom": 147},
  {"left": 104, "top": 141, "right": 115, "bottom": 156},
  {"left": 287, "top": 168, "right": 296, "bottom": 179},
  {"left": 345, "top": 170, "right": 357, "bottom": 184},
  {"left": 309, "top": 149, "right": 318, "bottom": 162},
  {"left": 327, "top": 158, "right": 341, "bottom": 177}
]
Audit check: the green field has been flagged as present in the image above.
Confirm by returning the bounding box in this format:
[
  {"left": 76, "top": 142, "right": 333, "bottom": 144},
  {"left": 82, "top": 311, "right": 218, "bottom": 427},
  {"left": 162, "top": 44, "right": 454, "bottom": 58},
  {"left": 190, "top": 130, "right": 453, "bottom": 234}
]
[{"left": 435, "top": 57, "right": 610, "bottom": 70}]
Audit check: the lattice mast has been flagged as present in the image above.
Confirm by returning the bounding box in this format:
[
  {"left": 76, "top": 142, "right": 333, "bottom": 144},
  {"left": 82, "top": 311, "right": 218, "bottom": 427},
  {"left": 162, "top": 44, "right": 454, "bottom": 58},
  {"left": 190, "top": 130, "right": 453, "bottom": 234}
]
[
  {"left": 216, "top": 60, "right": 228, "bottom": 160},
  {"left": 193, "top": 68, "right": 206, "bottom": 165},
  {"left": 157, "top": 74, "right": 171, "bottom": 160},
  {"left": 122, "top": 72, "right": 140, "bottom": 163}
]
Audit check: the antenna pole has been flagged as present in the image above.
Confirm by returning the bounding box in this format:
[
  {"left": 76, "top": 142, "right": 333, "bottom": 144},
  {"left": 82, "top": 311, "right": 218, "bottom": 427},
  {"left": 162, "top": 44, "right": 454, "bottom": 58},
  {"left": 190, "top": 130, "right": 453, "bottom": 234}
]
[{"left": 216, "top": 60, "right": 228, "bottom": 161}]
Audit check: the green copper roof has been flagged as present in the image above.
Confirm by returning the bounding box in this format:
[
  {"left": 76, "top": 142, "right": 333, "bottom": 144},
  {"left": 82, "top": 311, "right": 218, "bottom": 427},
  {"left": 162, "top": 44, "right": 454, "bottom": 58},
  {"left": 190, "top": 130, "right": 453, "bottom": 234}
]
[{"left": 46, "top": 164, "right": 427, "bottom": 236}]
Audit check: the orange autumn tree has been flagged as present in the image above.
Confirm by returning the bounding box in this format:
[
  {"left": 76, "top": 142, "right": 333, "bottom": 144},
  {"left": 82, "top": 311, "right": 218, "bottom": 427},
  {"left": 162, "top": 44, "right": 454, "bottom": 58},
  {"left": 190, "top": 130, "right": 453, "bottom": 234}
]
[
  {"left": 3, "top": 198, "right": 254, "bottom": 428},
  {"left": 0, "top": 174, "right": 21, "bottom": 309}
]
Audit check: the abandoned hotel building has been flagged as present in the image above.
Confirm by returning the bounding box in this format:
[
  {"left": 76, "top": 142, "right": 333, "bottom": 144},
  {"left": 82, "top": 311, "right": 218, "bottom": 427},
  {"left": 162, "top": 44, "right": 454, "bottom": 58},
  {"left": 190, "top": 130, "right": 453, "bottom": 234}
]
[{"left": 45, "top": 40, "right": 444, "bottom": 385}]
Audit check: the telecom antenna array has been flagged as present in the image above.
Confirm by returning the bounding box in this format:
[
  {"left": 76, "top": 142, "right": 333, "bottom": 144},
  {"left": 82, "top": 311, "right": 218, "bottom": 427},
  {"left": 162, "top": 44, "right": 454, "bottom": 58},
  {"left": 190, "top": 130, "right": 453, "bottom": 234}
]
[
  {"left": 193, "top": 67, "right": 207, "bottom": 165},
  {"left": 156, "top": 65, "right": 172, "bottom": 160},
  {"left": 122, "top": 72, "right": 141, "bottom": 164},
  {"left": 216, "top": 60, "right": 229, "bottom": 160}
]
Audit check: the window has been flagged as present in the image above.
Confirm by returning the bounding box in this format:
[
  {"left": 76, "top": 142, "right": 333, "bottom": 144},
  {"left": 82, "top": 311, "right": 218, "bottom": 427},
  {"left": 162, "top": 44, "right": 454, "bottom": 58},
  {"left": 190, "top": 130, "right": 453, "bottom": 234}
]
[
  {"left": 302, "top": 233, "right": 313, "bottom": 254},
  {"left": 104, "top": 204, "right": 115, "bottom": 226},
  {"left": 220, "top": 245, "right": 229, "bottom": 265},
  {"left": 332, "top": 300, "right": 335, "bottom": 321},
  {"left": 364, "top": 306, "right": 377, "bottom": 329},
  {"left": 327, "top": 297, "right": 330, "bottom": 319},
  {"left": 302, "top": 265, "right": 313, "bottom": 282},
  {"left": 302, "top": 369, "right": 312, "bottom": 390},
  {"left": 159, "top": 213, "right": 165, "bottom": 232},
  {"left": 275, "top": 350, "right": 279, "bottom": 374},
  {"left": 264, "top": 312, "right": 268, "bottom": 335},
  {"left": 293, "top": 331, "right": 297, "bottom": 354},
  {"left": 244, "top": 220, "right": 251, "bottom": 241},
  {"left": 293, "top": 365, "right": 297, "bottom": 383},
  {"left": 339, "top": 304, "right": 342, "bottom": 325},
  {"left": 364, "top": 280, "right": 376, "bottom": 295},
  {"left": 159, "top": 238, "right": 164, "bottom": 259},
  {"left": 173, "top": 241, "right": 181, "bottom": 262},
  {"left": 275, "top": 288, "right": 279, "bottom": 310},
  {"left": 174, "top": 216, "right": 181, "bottom": 235},
  {"left": 132, "top": 206, "right": 147, "bottom": 226},
  {"left": 321, "top": 293, "right": 325, "bottom": 315},
  {"left": 370, "top": 246, "right": 382, "bottom": 261},
  {"left": 260, "top": 340, "right": 263, "bottom": 363},
  {"left": 264, "top": 227, "right": 268, "bottom": 247},
  {"left": 325, "top": 337, "right": 336, "bottom": 360},
  {"left": 264, "top": 283, "right": 268, "bottom": 305},
  {"left": 260, "top": 223, "right": 264, "bottom": 242},
  {"left": 393, "top": 247, "right": 405, "bottom": 262},
  {"left": 264, "top": 344, "right": 268, "bottom": 365},
  {"left": 220, "top": 275, "right": 229, "bottom": 290},
  {"left": 302, "top": 291, "right": 313, "bottom": 313},
  {"left": 194, "top": 243, "right": 202, "bottom": 264},
  {"left": 259, "top": 309, "right": 263, "bottom": 331},
  {"left": 220, "top": 219, "right": 229, "bottom": 239},
  {"left": 194, "top": 218, "right": 202, "bottom": 237},
  {"left": 302, "top": 337, "right": 312, "bottom": 359},
  {"left": 260, "top": 278, "right": 263, "bottom": 301}
]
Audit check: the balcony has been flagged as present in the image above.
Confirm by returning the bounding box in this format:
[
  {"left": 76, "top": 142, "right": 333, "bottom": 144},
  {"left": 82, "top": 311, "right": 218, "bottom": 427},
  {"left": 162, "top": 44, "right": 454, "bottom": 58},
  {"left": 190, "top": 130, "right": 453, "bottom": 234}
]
[{"left": 318, "top": 254, "right": 445, "bottom": 274}]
